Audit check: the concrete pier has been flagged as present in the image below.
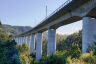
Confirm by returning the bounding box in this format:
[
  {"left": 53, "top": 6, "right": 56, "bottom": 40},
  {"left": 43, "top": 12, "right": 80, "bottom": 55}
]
[
  {"left": 47, "top": 29, "right": 56, "bottom": 55},
  {"left": 19, "top": 37, "right": 20, "bottom": 45},
  {"left": 26, "top": 35, "right": 27, "bottom": 44},
  {"left": 30, "top": 34, "right": 35, "bottom": 54},
  {"left": 82, "top": 17, "right": 96, "bottom": 53},
  {"left": 27, "top": 35, "right": 29, "bottom": 46},
  {"left": 24, "top": 36, "right": 26, "bottom": 43},
  {"left": 22, "top": 36, "right": 24, "bottom": 44},
  {"left": 21, "top": 37, "right": 22, "bottom": 45},
  {"left": 29, "top": 35, "right": 31, "bottom": 48},
  {"left": 17, "top": 37, "right": 18, "bottom": 44},
  {"left": 36, "top": 33, "right": 43, "bottom": 61}
]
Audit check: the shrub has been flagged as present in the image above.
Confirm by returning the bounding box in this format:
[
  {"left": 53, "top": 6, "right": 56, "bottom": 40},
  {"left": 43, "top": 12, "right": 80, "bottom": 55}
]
[
  {"left": 0, "top": 39, "right": 21, "bottom": 64},
  {"left": 42, "top": 54, "right": 67, "bottom": 64},
  {"left": 69, "top": 43, "right": 82, "bottom": 58},
  {"left": 80, "top": 51, "right": 95, "bottom": 63},
  {"left": 19, "top": 55, "right": 28, "bottom": 64},
  {"left": 66, "top": 56, "right": 72, "bottom": 64}
]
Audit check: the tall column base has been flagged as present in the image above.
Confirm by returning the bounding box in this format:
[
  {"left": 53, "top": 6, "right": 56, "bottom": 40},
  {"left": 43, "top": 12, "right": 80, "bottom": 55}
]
[
  {"left": 36, "top": 33, "right": 43, "bottom": 61},
  {"left": 47, "top": 29, "right": 56, "bottom": 55},
  {"left": 30, "top": 34, "right": 35, "bottom": 54},
  {"left": 82, "top": 17, "right": 96, "bottom": 53}
]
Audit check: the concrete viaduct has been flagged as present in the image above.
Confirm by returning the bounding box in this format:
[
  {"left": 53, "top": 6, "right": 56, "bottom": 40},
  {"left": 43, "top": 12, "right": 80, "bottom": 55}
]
[{"left": 14, "top": 0, "right": 96, "bottom": 61}]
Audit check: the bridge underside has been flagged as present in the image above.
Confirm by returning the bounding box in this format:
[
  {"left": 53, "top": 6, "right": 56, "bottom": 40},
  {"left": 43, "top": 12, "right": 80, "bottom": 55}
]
[{"left": 86, "top": 7, "right": 96, "bottom": 18}]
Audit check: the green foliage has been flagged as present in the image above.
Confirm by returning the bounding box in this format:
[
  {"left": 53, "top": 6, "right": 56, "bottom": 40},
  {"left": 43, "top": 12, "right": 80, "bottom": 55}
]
[
  {"left": 61, "top": 30, "right": 82, "bottom": 50},
  {"left": 80, "top": 51, "right": 95, "bottom": 63},
  {"left": 0, "top": 24, "right": 32, "bottom": 36},
  {"left": 69, "top": 43, "right": 82, "bottom": 58},
  {"left": 43, "top": 54, "right": 66, "bottom": 64},
  {"left": 42, "top": 39, "right": 47, "bottom": 57},
  {"left": 87, "top": 35, "right": 96, "bottom": 55},
  {"left": 0, "top": 29, "right": 21, "bottom": 64},
  {"left": 19, "top": 55, "right": 28, "bottom": 64},
  {"left": 0, "top": 39, "right": 21, "bottom": 64},
  {"left": 35, "top": 51, "right": 69, "bottom": 64},
  {"left": 56, "top": 30, "right": 82, "bottom": 53},
  {"left": 9, "top": 34, "right": 14, "bottom": 39},
  {"left": 17, "top": 43, "right": 30, "bottom": 56},
  {"left": 28, "top": 56, "right": 33, "bottom": 64},
  {"left": 30, "top": 51, "right": 36, "bottom": 60},
  {"left": 0, "top": 29, "right": 9, "bottom": 43},
  {"left": 66, "top": 56, "right": 72, "bottom": 64},
  {"left": 60, "top": 43, "right": 68, "bottom": 51},
  {"left": 17, "top": 42, "right": 34, "bottom": 64}
]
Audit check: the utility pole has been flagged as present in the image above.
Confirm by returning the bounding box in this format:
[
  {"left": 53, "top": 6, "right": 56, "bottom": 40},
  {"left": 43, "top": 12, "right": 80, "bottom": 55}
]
[{"left": 46, "top": 6, "right": 47, "bottom": 18}]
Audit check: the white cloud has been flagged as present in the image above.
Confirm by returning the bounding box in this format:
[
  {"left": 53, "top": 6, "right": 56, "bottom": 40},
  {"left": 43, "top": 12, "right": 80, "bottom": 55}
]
[{"left": 71, "top": 26, "right": 80, "bottom": 30}]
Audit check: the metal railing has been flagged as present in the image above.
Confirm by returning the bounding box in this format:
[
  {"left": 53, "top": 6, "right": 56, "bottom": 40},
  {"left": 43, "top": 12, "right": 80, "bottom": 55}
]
[{"left": 34, "top": 0, "right": 73, "bottom": 28}]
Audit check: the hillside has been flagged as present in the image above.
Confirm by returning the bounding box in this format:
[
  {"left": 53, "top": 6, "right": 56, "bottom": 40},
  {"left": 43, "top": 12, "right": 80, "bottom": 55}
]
[
  {"left": 0, "top": 24, "right": 68, "bottom": 38},
  {"left": 0, "top": 24, "right": 32, "bottom": 36}
]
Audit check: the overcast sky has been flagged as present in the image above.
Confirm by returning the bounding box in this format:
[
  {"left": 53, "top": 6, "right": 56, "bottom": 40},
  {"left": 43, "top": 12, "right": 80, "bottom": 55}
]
[{"left": 0, "top": 0, "right": 82, "bottom": 35}]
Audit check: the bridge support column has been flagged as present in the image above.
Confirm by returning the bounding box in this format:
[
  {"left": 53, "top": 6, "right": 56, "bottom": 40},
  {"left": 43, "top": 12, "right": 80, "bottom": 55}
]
[
  {"left": 20, "top": 37, "right": 22, "bottom": 45},
  {"left": 24, "top": 36, "right": 26, "bottom": 43},
  {"left": 19, "top": 37, "right": 20, "bottom": 44},
  {"left": 36, "top": 33, "right": 43, "bottom": 61},
  {"left": 19, "top": 37, "right": 21, "bottom": 45},
  {"left": 22, "top": 37, "right": 23, "bottom": 45},
  {"left": 19, "top": 37, "right": 20, "bottom": 45},
  {"left": 27, "top": 35, "right": 29, "bottom": 47},
  {"left": 18, "top": 37, "right": 19, "bottom": 44},
  {"left": 30, "top": 34, "right": 35, "bottom": 54},
  {"left": 16, "top": 38, "right": 17, "bottom": 42},
  {"left": 47, "top": 29, "right": 56, "bottom": 55},
  {"left": 29, "top": 35, "right": 31, "bottom": 48},
  {"left": 82, "top": 17, "right": 96, "bottom": 53},
  {"left": 15, "top": 38, "right": 17, "bottom": 43},
  {"left": 22, "top": 36, "right": 24, "bottom": 45},
  {"left": 17, "top": 37, "right": 18, "bottom": 44},
  {"left": 26, "top": 35, "right": 27, "bottom": 44},
  {"left": 27, "top": 35, "right": 31, "bottom": 48}
]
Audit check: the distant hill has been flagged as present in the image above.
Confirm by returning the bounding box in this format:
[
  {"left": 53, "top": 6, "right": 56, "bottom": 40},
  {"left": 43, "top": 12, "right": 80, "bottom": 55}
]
[
  {"left": 0, "top": 24, "right": 68, "bottom": 38},
  {"left": 0, "top": 24, "right": 32, "bottom": 36}
]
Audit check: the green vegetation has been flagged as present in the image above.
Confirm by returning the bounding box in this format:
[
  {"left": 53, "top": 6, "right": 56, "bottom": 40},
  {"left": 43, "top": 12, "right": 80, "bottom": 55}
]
[
  {"left": 1, "top": 22, "right": 96, "bottom": 64},
  {"left": 0, "top": 23, "right": 21, "bottom": 64},
  {"left": 0, "top": 24, "right": 32, "bottom": 36},
  {"left": 17, "top": 43, "right": 31, "bottom": 64}
]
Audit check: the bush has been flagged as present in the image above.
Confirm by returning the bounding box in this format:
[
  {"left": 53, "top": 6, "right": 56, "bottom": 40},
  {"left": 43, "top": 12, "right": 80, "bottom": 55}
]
[
  {"left": 19, "top": 55, "right": 28, "bottom": 64},
  {"left": 80, "top": 51, "right": 95, "bottom": 63},
  {"left": 0, "top": 39, "right": 21, "bottom": 64},
  {"left": 42, "top": 54, "right": 67, "bottom": 64},
  {"left": 66, "top": 56, "right": 72, "bottom": 64},
  {"left": 69, "top": 43, "right": 82, "bottom": 58},
  {"left": 17, "top": 43, "right": 30, "bottom": 56}
]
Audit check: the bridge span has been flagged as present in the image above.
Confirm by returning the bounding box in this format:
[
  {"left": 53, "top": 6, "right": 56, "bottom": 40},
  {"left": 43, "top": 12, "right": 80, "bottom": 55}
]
[{"left": 14, "top": 0, "right": 96, "bottom": 61}]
